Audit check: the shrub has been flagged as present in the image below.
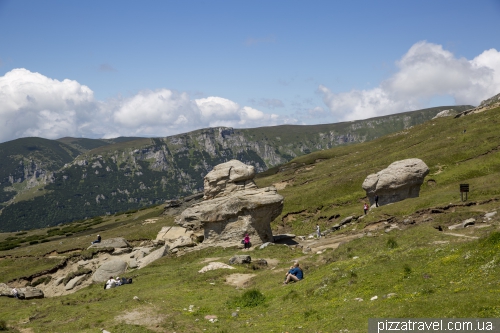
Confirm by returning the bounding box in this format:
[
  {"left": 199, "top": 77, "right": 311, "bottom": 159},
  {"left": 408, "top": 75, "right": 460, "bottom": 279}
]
[
  {"left": 15, "top": 232, "right": 27, "bottom": 236},
  {"left": 229, "top": 289, "right": 266, "bottom": 308},
  {"left": 32, "top": 275, "right": 52, "bottom": 287},
  {"left": 29, "top": 240, "right": 39, "bottom": 245},
  {"left": 0, "top": 319, "right": 6, "bottom": 331},
  {"left": 403, "top": 264, "right": 412, "bottom": 278},
  {"left": 387, "top": 237, "right": 398, "bottom": 249}
]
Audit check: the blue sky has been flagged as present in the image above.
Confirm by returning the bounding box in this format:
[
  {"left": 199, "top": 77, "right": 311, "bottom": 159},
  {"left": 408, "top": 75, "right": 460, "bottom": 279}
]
[{"left": 0, "top": 0, "right": 499, "bottom": 143}]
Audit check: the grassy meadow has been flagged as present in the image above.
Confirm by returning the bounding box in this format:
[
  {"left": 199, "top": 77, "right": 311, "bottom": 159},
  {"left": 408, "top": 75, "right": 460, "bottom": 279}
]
[{"left": 0, "top": 107, "right": 499, "bottom": 332}]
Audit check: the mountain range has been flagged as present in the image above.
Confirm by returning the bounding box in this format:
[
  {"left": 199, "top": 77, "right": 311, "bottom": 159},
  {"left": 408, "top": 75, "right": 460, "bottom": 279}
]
[{"left": 0, "top": 105, "right": 472, "bottom": 231}]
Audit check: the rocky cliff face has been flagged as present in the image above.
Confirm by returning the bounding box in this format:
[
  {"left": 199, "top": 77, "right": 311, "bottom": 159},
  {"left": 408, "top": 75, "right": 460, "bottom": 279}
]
[{"left": 0, "top": 105, "right": 472, "bottom": 231}]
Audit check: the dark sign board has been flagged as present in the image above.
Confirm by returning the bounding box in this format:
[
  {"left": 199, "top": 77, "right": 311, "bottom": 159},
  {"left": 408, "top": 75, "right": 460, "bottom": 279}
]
[{"left": 460, "top": 184, "right": 469, "bottom": 193}]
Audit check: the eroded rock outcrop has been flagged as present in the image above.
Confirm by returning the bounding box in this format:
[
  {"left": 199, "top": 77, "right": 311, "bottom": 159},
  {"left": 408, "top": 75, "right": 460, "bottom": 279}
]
[
  {"left": 176, "top": 160, "right": 284, "bottom": 247},
  {"left": 362, "top": 158, "right": 429, "bottom": 206}
]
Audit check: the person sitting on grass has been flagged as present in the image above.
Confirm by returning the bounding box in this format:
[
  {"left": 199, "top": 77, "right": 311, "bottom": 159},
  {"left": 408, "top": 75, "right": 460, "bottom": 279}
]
[
  {"left": 91, "top": 234, "right": 101, "bottom": 245},
  {"left": 283, "top": 262, "right": 303, "bottom": 284},
  {"left": 105, "top": 276, "right": 117, "bottom": 289}
]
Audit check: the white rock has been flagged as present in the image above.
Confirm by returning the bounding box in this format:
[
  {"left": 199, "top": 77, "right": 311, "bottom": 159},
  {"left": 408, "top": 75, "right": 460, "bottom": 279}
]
[{"left": 362, "top": 159, "right": 429, "bottom": 206}]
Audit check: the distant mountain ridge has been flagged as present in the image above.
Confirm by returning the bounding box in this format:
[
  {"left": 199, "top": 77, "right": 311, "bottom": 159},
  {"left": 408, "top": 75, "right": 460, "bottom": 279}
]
[{"left": 0, "top": 105, "right": 472, "bottom": 231}]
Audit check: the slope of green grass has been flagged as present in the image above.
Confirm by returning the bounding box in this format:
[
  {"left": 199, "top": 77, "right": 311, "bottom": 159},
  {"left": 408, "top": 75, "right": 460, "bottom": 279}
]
[{"left": 0, "top": 107, "right": 499, "bottom": 332}]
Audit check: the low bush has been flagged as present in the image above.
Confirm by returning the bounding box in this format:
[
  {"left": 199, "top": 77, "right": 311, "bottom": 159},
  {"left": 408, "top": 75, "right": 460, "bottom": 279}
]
[
  {"left": 228, "top": 289, "right": 266, "bottom": 308},
  {"left": 32, "top": 275, "right": 52, "bottom": 287}
]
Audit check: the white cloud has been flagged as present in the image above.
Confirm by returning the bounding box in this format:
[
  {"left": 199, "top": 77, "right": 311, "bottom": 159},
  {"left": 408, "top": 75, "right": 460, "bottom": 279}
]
[
  {"left": 0, "top": 68, "right": 286, "bottom": 143},
  {"left": 0, "top": 68, "right": 95, "bottom": 142},
  {"left": 320, "top": 41, "right": 500, "bottom": 121}
]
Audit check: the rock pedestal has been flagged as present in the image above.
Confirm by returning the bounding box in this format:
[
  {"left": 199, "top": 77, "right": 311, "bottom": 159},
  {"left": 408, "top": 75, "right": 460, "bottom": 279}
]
[
  {"left": 362, "top": 158, "right": 429, "bottom": 206},
  {"left": 175, "top": 160, "right": 284, "bottom": 247}
]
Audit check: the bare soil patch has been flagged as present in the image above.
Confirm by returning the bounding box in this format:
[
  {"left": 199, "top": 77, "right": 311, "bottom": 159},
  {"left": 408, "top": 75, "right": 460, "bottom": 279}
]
[
  {"left": 115, "top": 307, "right": 165, "bottom": 332},
  {"left": 225, "top": 273, "right": 256, "bottom": 288}
]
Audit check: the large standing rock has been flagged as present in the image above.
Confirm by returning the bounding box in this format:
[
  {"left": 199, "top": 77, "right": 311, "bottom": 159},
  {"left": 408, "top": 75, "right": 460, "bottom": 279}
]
[
  {"left": 362, "top": 159, "right": 429, "bottom": 206},
  {"left": 203, "top": 160, "right": 258, "bottom": 200},
  {"left": 92, "top": 260, "right": 128, "bottom": 282},
  {"left": 176, "top": 160, "right": 283, "bottom": 247},
  {"left": 89, "top": 237, "right": 131, "bottom": 249}
]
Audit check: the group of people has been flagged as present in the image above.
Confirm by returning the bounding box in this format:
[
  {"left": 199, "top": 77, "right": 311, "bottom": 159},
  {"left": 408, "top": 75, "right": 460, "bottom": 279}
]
[{"left": 105, "top": 276, "right": 132, "bottom": 289}]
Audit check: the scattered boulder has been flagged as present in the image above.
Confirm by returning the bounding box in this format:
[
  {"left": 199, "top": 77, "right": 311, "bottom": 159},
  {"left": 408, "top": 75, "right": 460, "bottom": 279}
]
[
  {"left": 18, "top": 287, "right": 44, "bottom": 299},
  {"left": 170, "top": 236, "right": 195, "bottom": 250},
  {"left": 340, "top": 216, "right": 353, "bottom": 226},
  {"left": 0, "top": 283, "right": 12, "bottom": 296},
  {"left": 112, "top": 247, "right": 132, "bottom": 255},
  {"left": 198, "top": 262, "right": 235, "bottom": 273},
  {"left": 156, "top": 226, "right": 193, "bottom": 242},
  {"left": 176, "top": 160, "right": 284, "bottom": 247},
  {"left": 485, "top": 211, "right": 497, "bottom": 220},
  {"left": 92, "top": 260, "right": 128, "bottom": 282},
  {"left": 128, "top": 259, "right": 138, "bottom": 269},
  {"left": 229, "top": 255, "right": 251, "bottom": 264},
  {"left": 432, "top": 109, "right": 456, "bottom": 119},
  {"left": 89, "top": 237, "right": 131, "bottom": 249},
  {"left": 255, "top": 259, "right": 268, "bottom": 266},
  {"left": 362, "top": 159, "right": 429, "bottom": 206},
  {"left": 138, "top": 245, "right": 170, "bottom": 268},
  {"left": 448, "top": 218, "right": 476, "bottom": 230},
  {"left": 259, "top": 242, "right": 274, "bottom": 249},
  {"left": 462, "top": 218, "right": 476, "bottom": 228},
  {"left": 65, "top": 275, "right": 87, "bottom": 290}
]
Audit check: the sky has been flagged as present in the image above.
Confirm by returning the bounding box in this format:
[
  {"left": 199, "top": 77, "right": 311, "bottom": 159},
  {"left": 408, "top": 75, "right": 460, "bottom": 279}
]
[{"left": 1, "top": 0, "right": 500, "bottom": 143}]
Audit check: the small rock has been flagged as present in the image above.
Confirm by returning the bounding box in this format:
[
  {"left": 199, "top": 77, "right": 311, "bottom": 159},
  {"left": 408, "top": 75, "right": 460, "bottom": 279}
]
[
  {"left": 133, "top": 296, "right": 139, "bottom": 300},
  {"left": 463, "top": 218, "right": 476, "bottom": 228},
  {"left": 204, "top": 315, "right": 218, "bottom": 320},
  {"left": 232, "top": 312, "right": 238, "bottom": 317},
  {"left": 354, "top": 298, "right": 363, "bottom": 302},
  {"left": 386, "top": 293, "right": 397, "bottom": 298},
  {"left": 255, "top": 259, "right": 268, "bottom": 266},
  {"left": 316, "top": 251, "right": 322, "bottom": 254},
  {"left": 302, "top": 246, "right": 311, "bottom": 254},
  {"left": 128, "top": 259, "right": 138, "bottom": 269},
  {"left": 352, "top": 256, "right": 359, "bottom": 260},
  {"left": 112, "top": 247, "right": 132, "bottom": 255},
  {"left": 259, "top": 242, "right": 273, "bottom": 249},
  {"left": 340, "top": 216, "right": 353, "bottom": 225},
  {"left": 229, "top": 255, "right": 251, "bottom": 264},
  {"left": 54, "top": 277, "right": 65, "bottom": 286},
  {"left": 485, "top": 211, "right": 497, "bottom": 219},
  {"left": 370, "top": 296, "right": 378, "bottom": 301}
]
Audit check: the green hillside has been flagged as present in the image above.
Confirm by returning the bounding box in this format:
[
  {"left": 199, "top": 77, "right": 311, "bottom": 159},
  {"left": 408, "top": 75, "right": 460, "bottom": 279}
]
[
  {"left": 0, "top": 105, "right": 498, "bottom": 332},
  {"left": 0, "top": 105, "right": 471, "bottom": 232}
]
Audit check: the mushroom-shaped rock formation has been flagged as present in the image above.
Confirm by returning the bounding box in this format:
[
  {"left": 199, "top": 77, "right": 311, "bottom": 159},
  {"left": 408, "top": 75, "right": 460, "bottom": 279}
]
[
  {"left": 362, "top": 158, "right": 429, "bottom": 206},
  {"left": 176, "top": 160, "right": 283, "bottom": 247}
]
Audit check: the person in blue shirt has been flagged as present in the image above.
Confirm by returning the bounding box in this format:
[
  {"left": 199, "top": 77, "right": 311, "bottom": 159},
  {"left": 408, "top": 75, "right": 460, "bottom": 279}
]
[{"left": 283, "top": 262, "right": 303, "bottom": 284}]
